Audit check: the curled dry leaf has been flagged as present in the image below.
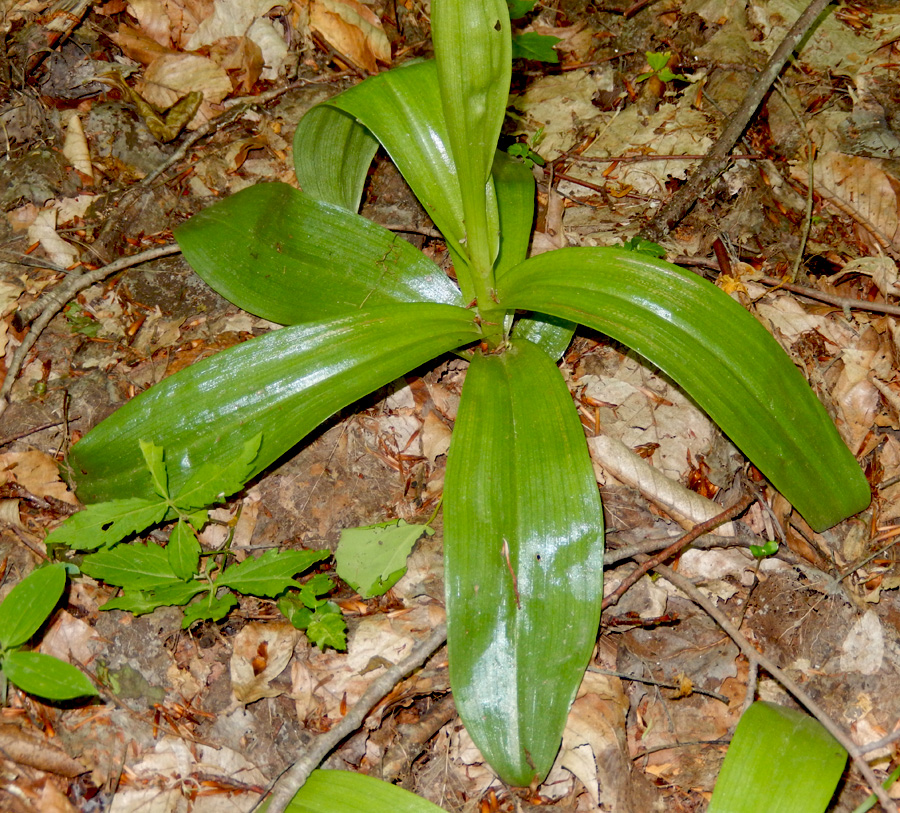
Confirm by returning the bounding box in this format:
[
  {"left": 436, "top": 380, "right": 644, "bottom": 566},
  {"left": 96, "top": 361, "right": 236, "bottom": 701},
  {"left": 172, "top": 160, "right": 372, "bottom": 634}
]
[
  {"left": 231, "top": 621, "right": 300, "bottom": 704},
  {"left": 0, "top": 723, "right": 86, "bottom": 777},
  {"left": 62, "top": 112, "right": 93, "bottom": 182},
  {"left": 309, "top": 0, "right": 391, "bottom": 74},
  {"left": 26, "top": 209, "right": 79, "bottom": 269},
  {"left": 0, "top": 451, "right": 78, "bottom": 505},
  {"left": 840, "top": 610, "right": 884, "bottom": 675}
]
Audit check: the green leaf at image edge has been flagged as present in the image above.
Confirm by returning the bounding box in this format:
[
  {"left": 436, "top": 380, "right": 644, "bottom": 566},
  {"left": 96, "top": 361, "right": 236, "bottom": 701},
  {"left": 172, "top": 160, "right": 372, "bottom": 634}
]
[
  {"left": 2, "top": 650, "right": 97, "bottom": 700},
  {"left": 444, "top": 337, "right": 604, "bottom": 786},
  {"left": 497, "top": 248, "right": 871, "bottom": 531},
  {"left": 0, "top": 564, "right": 66, "bottom": 649},
  {"left": 282, "top": 769, "right": 446, "bottom": 813}
]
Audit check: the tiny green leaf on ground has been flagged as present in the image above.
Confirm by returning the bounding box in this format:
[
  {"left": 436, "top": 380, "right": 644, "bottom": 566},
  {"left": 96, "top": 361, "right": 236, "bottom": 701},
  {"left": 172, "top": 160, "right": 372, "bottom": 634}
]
[
  {"left": 335, "top": 519, "right": 434, "bottom": 599},
  {"left": 0, "top": 563, "right": 66, "bottom": 649},
  {"left": 2, "top": 650, "right": 98, "bottom": 700},
  {"left": 181, "top": 592, "right": 238, "bottom": 628},
  {"left": 511, "top": 33, "right": 560, "bottom": 62},
  {"left": 217, "top": 549, "right": 330, "bottom": 597},
  {"left": 304, "top": 604, "right": 347, "bottom": 651}
]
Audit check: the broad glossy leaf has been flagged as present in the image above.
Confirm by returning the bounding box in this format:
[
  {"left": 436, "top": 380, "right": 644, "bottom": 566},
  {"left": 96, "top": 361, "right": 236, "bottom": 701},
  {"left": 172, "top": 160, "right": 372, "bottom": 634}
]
[
  {"left": 293, "top": 104, "right": 378, "bottom": 212},
  {"left": 70, "top": 304, "right": 481, "bottom": 504},
  {"left": 2, "top": 650, "right": 97, "bottom": 700},
  {"left": 708, "top": 701, "right": 845, "bottom": 813},
  {"left": 175, "top": 183, "right": 464, "bottom": 325},
  {"left": 497, "top": 248, "right": 870, "bottom": 531},
  {"left": 492, "top": 151, "right": 534, "bottom": 277},
  {"left": 512, "top": 312, "right": 575, "bottom": 361},
  {"left": 282, "top": 769, "right": 446, "bottom": 813},
  {"left": 444, "top": 337, "right": 604, "bottom": 785},
  {"left": 0, "top": 564, "right": 66, "bottom": 649},
  {"left": 432, "top": 0, "right": 510, "bottom": 272},
  {"left": 299, "top": 61, "right": 474, "bottom": 297}
]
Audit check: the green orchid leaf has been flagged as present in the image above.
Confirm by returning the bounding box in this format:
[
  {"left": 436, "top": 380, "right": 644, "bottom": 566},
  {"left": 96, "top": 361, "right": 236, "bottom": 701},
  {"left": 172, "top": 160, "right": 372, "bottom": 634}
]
[
  {"left": 492, "top": 150, "right": 534, "bottom": 277},
  {"left": 708, "top": 701, "right": 846, "bottom": 813},
  {"left": 283, "top": 769, "right": 446, "bottom": 813},
  {"left": 444, "top": 337, "right": 604, "bottom": 786},
  {"left": 175, "top": 184, "right": 464, "bottom": 325},
  {"left": 511, "top": 32, "right": 560, "bottom": 62},
  {"left": 80, "top": 541, "right": 181, "bottom": 590},
  {"left": 2, "top": 650, "right": 97, "bottom": 700},
  {"left": 292, "top": 104, "right": 379, "bottom": 212},
  {"left": 218, "top": 549, "right": 329, "bottom": 597},
  {"left": 298, "top": 61, "right": 475, "bottom": 300},
  {"left": 0, "top": 564, "right": 66, "bottom": 649},
  {"left": 44, "top": 498, "right": 168, "bottom": 551},
  {"left": 512, "top": 311, "right": 575, "bottom": 361},
  {"left": 497, "top": 248, "right": 870, "bottom": 531},
  {"left": 167, "top": 520, "right": 200, "bottom": 582},
  {"left": 432, "top": 0, "right": 510, "bottom": 273},
  {"left": 69, "top": 303, "right": 481, "bottom": 504}
]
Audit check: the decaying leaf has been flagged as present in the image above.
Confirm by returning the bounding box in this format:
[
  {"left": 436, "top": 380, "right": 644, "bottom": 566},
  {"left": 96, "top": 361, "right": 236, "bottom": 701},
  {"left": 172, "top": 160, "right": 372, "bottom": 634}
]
[
  {"left": 231, "top": 621, "right": 300, "bottom": 703},
  {"left": 62, "top": 112, "right": 93, "bottom": 181},
  {"left": 0, "top": 452, "right": 78, "bottom": 505},
  {"left": 309, "top": 0, "right": 391, "bottom": 74}
]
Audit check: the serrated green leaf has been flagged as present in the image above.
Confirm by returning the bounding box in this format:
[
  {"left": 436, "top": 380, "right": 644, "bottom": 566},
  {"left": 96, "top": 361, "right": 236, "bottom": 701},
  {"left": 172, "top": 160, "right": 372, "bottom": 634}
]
[
  {"left": 139, "top": 439, "right": 168, "bottom": 499},
  {"left": 101, "top": 581, "right": 207, "bottom": 615},
  {"left": 506, "top": 0, "right": 537, "bottom": 19},
  {"left": 300, "top": 573, "right": 335, "bottom": 604},
  {"left": 218, "top": 549, "right": 329, "bottom": 597},
  {"left": 80, "top": 541, "right": 181, "bottom": 590},
  {"left": 181, "top": 592, "right": 237, "bottom": 628},
  {"left": 497, "top": 248, "right": 871, "bottom": 531},
  {"left": 70, "top": 304, "right": 481, "bottom": 504},
  {"left": 2, "top": 650, "right": 97, "bottom": 700},
  {"left": 277, "top": 593, "right": 314, "bottom": 630},
  {"left": 175, "top": 185, "right": 464, "bottom": 326},
  {"left": 0, "top": 564, "right": 66, "bottom": 649},
  {"left": 444, "top": 338, "right": 604, "bottom": 786},
  {"left": 167, "top": 520, "right": 200, "bottom": 581},
  {"left": 284, "top": 769, "right": 445, "bottom": 813},
  {"left": 304, "top": 606, "right": 347, "bottom": 651},
  {"left": 708, "top": 701, "right": 846, "bottom": 813},
  {"left": 174, "top": 433, "right": 262, "bottom": 512},
  {"left": 45, "top": 497, "right": 167, "bottom": 551},
  {"left": 335, "top": 519, "right": 432, "bottom": 599},
  {"left": 511, "top": 32, "right": 560, "bottom": 62}
]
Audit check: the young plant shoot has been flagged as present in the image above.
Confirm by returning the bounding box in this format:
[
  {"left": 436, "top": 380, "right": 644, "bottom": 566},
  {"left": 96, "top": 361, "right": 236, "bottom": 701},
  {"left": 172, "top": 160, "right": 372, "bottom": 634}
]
[{"left": 63, "top": 0, "right": 870, "bottom": 787}]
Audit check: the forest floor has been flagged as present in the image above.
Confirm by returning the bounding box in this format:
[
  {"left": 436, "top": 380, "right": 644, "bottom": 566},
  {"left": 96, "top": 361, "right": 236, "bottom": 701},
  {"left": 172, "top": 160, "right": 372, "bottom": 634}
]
[{"left": 2, "top": 0, "right": 900, "bottom": 810}]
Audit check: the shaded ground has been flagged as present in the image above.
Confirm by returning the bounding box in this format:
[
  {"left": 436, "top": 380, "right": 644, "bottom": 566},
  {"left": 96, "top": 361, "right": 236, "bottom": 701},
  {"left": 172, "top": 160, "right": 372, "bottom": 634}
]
[{"left": 2, "top": 0, "right": 900, "bottom": 810}]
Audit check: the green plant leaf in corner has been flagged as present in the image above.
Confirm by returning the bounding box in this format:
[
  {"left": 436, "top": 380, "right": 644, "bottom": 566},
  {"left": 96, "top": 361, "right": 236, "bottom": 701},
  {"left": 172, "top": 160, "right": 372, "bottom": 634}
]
[
  {"left": 2, "top": 650, "right": 97, "bottom": 700},
  {"left": 0, "top": 564, "right": 66, "bottom": 649},
  {"left": 335, "top": 519, "right": 434, "bottom": 599},
  {"left": 708, "top": 701, "right": 846, "bottom": 813},
  {"left": 283, "top": 769, "right": 446, "bottom": 813}
]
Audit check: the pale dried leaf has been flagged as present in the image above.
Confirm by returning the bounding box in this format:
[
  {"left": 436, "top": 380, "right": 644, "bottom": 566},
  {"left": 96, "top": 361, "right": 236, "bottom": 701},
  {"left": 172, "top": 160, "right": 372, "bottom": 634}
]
[
  {"left": 0, "top": 280, "right": 25, "bottom": 317},
  {"left": 111, "top": 22, "right": 173, "bottom": 65},
  {"left": 0, "top": 723, "right": 86, "bottom": 776},
  {"left": 186, "top": 0, "right": 285, "bottom": 49},
  {"left": 309, "top": 0, "right": 391, "bottom": 74},
  {"left": 231, "top": 621, "right": 299, "bottom": 703},
  {"left": 27, "top": 209, "right": 79, "bottom": 268},
  {"left": 588, "top": 434, "right": 735, "bottom": 536},
  {"left": 840, "top": 610, "right": 883, "bottom": 675},
  {"left": 247, "top": 17, "right": 290, "bottom": 80},
  {"left": 62, "top": 112, "right": 93, "bottom": 181},
  {"left": 139, "top": 52, "right": 232, "bottom": 109},
  {"left": 41, "top": 610, "right": 97, "bottom": 665},
  {"left": 127, "top": 0, "right": 172, "bottom": 47},
  {"left": 0, "top": 499, "right": 23, "bottom": 528},
  {"left": 0, "top": 451, "right": 78, "bottom": 505},
  {"left": 421, "top": 411, "right": 451, "bottom": 464}
]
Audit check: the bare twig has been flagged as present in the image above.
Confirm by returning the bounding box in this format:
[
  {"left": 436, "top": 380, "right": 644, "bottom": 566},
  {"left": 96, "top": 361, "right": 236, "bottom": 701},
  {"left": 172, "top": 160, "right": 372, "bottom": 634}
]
[
  {"left": 1, "top": 244, "right": 182, "bottom": 418},
  {"left": 257, "top": 624, "right": 448, "bottom": 813},
  {"left": 655, "top": 562, "right": 896, "bottom": 811},
  {"left": 602, "top": 491, "right": 755, "bottom": 610},
  {"left": 588, "top": 667, "right": 729, "bottom": 703},
  {"left": 639, "top": 0, "right": 836, "bottom": 242}
]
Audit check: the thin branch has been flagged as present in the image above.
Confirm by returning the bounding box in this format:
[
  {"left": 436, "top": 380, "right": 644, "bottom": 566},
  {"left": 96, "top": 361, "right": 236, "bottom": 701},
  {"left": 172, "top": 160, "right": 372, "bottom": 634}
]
[
  {"left": 655, "top": 562, "right": 896, "bottom": 811},
  {"left": 257, "top": 624, "right": 448, "bottom": 813},
  {"left": 639, "top": 0, "right": 836, "bottom": 241}
]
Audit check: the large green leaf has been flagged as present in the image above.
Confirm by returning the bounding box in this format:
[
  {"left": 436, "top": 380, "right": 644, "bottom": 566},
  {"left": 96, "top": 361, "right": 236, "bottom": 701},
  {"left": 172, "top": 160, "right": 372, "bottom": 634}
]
[
  {"left": 443, "top": 337, "right": 604, "bottom": 785},
  {"left": 282, "top": 769, "right": 446, "bottom": 813},
  {"left": 432, "top": 0, "right": 510, "bottom": 274},
  {"left": 0, "top": 564, "right": 66, "bottom": 649},
  {"left": 70, "top": 304, "right": 480, "bottom": 504},
  {"left": 2, "top": 650, "right": 97, "bottom": 700},
  {"left": 492, "top": 151, "right": 534, "bottom": 277},
  {"left": 175, "top": 183, "right": 464, "bottom": 325},
  {"left": 708, "top": 701, "right": 846, "bottom": 813},
  {"left": 296, "top": 61, "right": 475, "bottom": 300},
  {"left": 497, "top": 249, "right": 870, "bottom": 531},
  {"left": 292, "top": 105, "right": 378, "bottom": 212}
]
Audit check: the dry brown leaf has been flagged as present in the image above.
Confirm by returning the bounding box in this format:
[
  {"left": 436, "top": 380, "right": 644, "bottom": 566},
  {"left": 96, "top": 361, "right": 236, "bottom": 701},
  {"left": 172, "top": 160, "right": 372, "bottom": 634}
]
[
  {"left": 421, "top": 410, "right": 451, "bottom": 464},
  {"left": 0, "top": 451, "right": 78, "bottom": 505},
  {"left": 207, "top": 35, "right": 264, "bottom": 93},
  {"left": 231, "top": 621, "right": 300, "bottom": 704},
  {"left": 62, "top": 112, "right": 93, "bottom": 182},
  {"left": 309, "top": 0, "right": 391, "bottom": 74},
  {"left": 111, "top": 23, "right": 174, "bottom": 65},
  {"left": 127, "top": 0, "right": 173, "bottom": 47},
  {"left": 26, "top": 209, "right": 79, "bottom": 269},
  {"left": 0, "top": 724, "right": 86, "bottom": 777},
  {"left": 832, "top": 326, "right": 887, "bottom": 453}
]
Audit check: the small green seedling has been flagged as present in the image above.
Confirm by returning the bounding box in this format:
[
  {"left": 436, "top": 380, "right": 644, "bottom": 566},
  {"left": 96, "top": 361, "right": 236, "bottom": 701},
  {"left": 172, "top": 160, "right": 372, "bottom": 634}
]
[
  {"left": 622, "top": 235, "right": 667, "bottom": 258},
  {"left": 47, "top": 437, "right": 346, "bottom": 646},
  {"left": 0, "top": 563, "right": 97, "bottom": 701},
  {"left": 635, "top": 51, "right": 688, "bottom": 84},
  {"left": 507, "top": 125, "right": 546, "bottom": 168},
  {"left": 749, "top": 539, "right": 779, "bottom": 559}
]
